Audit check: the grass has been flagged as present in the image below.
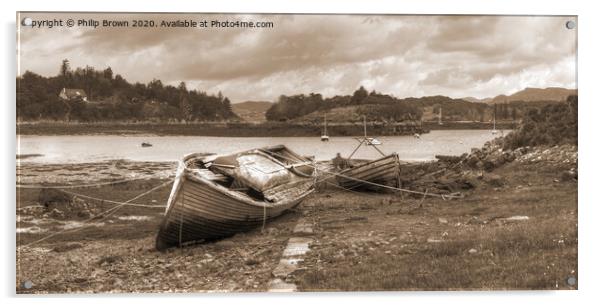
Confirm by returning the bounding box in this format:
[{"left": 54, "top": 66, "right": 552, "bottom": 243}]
[{"left": 296, "top": 160, "right": 577, "bottom": 291}]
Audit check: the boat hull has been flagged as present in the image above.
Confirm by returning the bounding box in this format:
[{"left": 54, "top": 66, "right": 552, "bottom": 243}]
[
  {"left": 156, "top": 153, "right": 314, "bottom": 250},
  {"left": 336, "top": 154, "right": 401, "bottom": 190}
]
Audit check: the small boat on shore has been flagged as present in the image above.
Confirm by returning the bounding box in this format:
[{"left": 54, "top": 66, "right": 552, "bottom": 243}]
[
  {"left": 336, "top": 153, "right": 401, "bottom": 190},
  {"left": 155, "top": 145, "right": 315, "bottom": 250},
  {"left": 334, "top": 115, "right": 399, "bottom": 190},
  {"left": 141, "top": 142, "right": 153, "bottom": 147}
]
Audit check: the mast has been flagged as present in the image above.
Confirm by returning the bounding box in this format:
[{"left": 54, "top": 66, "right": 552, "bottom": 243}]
[
  {"left": 323, "top": 114, "right": 327, "bottom": 135},
  {"left": 363, "top": 115, "right": 367, "bottom": 138},
  {"left": 493, "top": 105, "right": 497, "bottom": 130},
  {"left": 438, "top": 107, "right": 442, "bottom": 125}
]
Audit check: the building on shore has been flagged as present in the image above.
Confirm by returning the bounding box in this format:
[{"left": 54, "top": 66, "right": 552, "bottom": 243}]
[{"left": 59, "top": 88, "right": 88, "bottom": 102}]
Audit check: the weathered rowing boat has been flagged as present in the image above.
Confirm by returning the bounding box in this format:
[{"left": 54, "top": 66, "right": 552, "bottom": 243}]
[
  {"left": 155, "top": 145, "right": 315, "bottom": 250},
  {"left": 336, "top": 153, "right": 401, "bottom": 190}
]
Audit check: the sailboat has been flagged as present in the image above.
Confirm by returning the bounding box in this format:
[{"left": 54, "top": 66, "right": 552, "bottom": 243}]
[
  {"left": 438, "top": 107, "right": 443, "bottom": 126},
  {"left": 362, "top": 116, "right": 381, "bottom": 146},
  {"left": 491, "top": 105, "right": 499, "bottom": 135},
  {"left": 321, "top": 115, "right": 330, "bottom": 142}
]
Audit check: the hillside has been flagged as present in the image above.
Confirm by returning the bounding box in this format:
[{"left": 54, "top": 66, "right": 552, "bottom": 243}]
[
  {"left": 231, "top": 101, "right": 272, "bottom": 122},
  {"left": 17, "top": 60, "right": 236, "bottom": 122},
  {"left": 491, "top": 87, "right": 577, "bottom": 104},
  {"left": 295, "top": 106, "right": 365, "bottom": 123},
  {"left": 461, "top": 97, "right": 493, "bottom": 103}
]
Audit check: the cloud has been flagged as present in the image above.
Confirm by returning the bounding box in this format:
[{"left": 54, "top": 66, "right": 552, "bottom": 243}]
[{"left": 18, "top": 13, "right": 577, "bottom": 102}]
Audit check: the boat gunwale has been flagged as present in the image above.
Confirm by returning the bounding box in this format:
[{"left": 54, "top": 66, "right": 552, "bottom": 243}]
[
  {"left": 159, "top": 147, "right": 315, "bottom": 228},
  {"left": 338, "top": 153, "right": 400, "bottom": 175}
]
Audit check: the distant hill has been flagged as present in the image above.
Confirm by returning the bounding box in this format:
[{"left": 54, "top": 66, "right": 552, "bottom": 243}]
[
  {"left": 461, "top": 97, "right": 493, "bottom": 103},
  {"left": 490, "top": 87, "right": 577, "bottom": 104},
  {"left": 231, "top": 101, "right": 272, "bottom": 122}
]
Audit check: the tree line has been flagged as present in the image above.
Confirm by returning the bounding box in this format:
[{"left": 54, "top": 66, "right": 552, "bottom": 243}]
[
  {"left": 503, "top": 95, "right": 578, "bottom": 149},
  {"left": 265, "top": 86, "right": 566, "bottom": 123},
  {"left": 17, "top": 59, "right": 237, "bottom": 122},
  {"left": 265, "top": 86, "right": 424, "bottom": 122}
]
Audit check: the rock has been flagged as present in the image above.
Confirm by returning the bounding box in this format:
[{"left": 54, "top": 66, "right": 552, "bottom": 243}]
[
  {"left": 468, "top": 248, "right": 478, "bottom": 254},
  {"left": 49, "top": 208, "right": 65, "bottom": 219},
  {"left": 482, "top": 160, "right": 496, "bottom": 172},
  {"left": 561, "top": 170, "right": 577, "bottom": 181},
  {"left": 483, "top": 174, "right": 504, "bottom": 187},
  {"left": 435, "top": 155, "right": 463, "bottom": 163},
  {"left": 438, "top": 218, "right": 448, "bottom": 224},
  {"left": 244, "top": 258, "right": 259, "bottom": 266},
  {"left": 38, "top": 188, "right": 73, "bottom": 208},
  {"left": 466, "top": 155, "right": 481, "bottom": 167},
  {"left": 504, "top": 151, "right": 516, "bottom": 163}
]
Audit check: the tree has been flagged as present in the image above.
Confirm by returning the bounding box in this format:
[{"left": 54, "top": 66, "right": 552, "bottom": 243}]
[
  {"left": 178, "top": 82, "right": 191, "bottom": 120},
  {"left": 18, "top": 60, "right": 239, "bottom": 122},
  {"left": 103, "top": 67, "right": 113, "bottom": 80},
  {"left": 222, "top": 97, "right": 233, "bottom": 117},
  {"left": 351, "top": 86, "right": 368, "bottom": 105},
  {"left": 60, "top": 59, "right": 70, "bottom": 78}
]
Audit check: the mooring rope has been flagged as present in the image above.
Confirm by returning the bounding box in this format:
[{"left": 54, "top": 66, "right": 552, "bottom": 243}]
[
  {"left": 265, "top": 150, "right": 463, "bottom": 199},
  {"left": 19, "top": 179, "right": 174, "bottom": 249},
  {"left": 15, "top": 177, "right": 152, "bottom": 189},
  {"left": 58, "top": 189, "right": 166, "bottom": 208}
]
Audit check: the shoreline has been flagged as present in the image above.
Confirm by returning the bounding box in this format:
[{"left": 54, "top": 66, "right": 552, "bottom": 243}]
[{"left": 16, "top": 121, "right": 515, "bottom": 137}]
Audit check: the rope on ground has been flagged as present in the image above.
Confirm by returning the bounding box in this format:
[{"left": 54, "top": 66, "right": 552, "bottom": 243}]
[
  {"left": 19, "top": 179, "right": 174, "bottom": 249},
  {"left": 325, "top": 181, "right": 369, "bottom": 196},
  {"left": 16, "top": 177, "right": 151, "bottom": 189},
  {"left": 58, "top": 189, "right": 166, "bottom": 208}
]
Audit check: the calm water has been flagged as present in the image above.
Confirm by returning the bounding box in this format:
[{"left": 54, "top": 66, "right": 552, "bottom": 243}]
[{"left": 17, "top": 130, "right": 507, "bottom": 164}]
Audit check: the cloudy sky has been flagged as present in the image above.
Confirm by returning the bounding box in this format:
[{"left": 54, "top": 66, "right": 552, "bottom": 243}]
[{"left": 18, "top": 13, "right": 577, "bottom": 102}]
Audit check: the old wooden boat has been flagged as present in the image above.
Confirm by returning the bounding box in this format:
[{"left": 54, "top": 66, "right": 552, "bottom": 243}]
[
  {"left": 335, "top": 153, "right": 401, "bottom": 190},
  {"left": 155, "top": 145, "right": 315, "bottom": 250}
]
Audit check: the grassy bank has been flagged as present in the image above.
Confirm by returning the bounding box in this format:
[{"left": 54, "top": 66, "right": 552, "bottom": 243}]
[{"left": 297, "top": 159, "right": 577, "bottom": 290}]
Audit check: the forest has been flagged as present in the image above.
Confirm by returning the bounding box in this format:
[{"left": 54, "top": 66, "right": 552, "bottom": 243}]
[{"left": 16, "top": 60, "right": 237, "bottom": 122}]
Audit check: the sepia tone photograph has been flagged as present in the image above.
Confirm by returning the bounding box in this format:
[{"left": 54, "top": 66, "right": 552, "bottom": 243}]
[{"left": 15, "top": 12, "right": 577, "bottom": 293}]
